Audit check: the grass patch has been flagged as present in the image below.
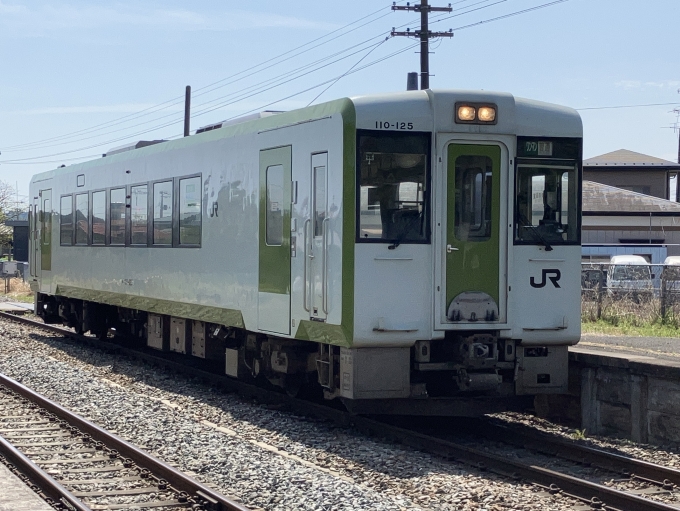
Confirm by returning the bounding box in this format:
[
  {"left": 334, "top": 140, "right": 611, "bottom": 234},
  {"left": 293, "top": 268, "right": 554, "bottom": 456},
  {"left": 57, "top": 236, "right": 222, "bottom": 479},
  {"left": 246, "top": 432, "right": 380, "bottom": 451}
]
[
  {"left": 1, "top": 278, "right": 33, "bottom": 303},
  {"left": 581, "top": 319, "right": 680, "bottom": 338},
  {"left": 582, "top": 294, "right": 680, "bottom": 337}
]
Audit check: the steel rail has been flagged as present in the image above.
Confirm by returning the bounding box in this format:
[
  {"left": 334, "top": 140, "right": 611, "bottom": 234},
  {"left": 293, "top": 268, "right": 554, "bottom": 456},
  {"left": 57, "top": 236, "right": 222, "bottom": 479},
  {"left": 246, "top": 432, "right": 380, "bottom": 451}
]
[
  {"left": 349, "top": 416, "right": 679, "bottom": 511},
  {"left": 1, "top": 311, "right": 678, "bottom": 511},
  {"left": 0, "top": 372, "right": 250, "bottom": 511},
  {"left": 0, "top": 434, "right": 93, "bottom": 511},
  {"left": 475, "top": 420, "right": 680, "bottom": 488}
]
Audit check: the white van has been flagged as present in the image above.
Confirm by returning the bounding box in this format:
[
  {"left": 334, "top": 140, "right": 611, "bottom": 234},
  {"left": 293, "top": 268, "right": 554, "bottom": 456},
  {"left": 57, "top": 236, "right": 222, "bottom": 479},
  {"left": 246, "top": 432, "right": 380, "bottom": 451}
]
[
  {"left": 607, "top": 255, "right": 654, "bottom": 298},
  {"left": 662, "top": 256, "right": 680, "bottom": 295}
]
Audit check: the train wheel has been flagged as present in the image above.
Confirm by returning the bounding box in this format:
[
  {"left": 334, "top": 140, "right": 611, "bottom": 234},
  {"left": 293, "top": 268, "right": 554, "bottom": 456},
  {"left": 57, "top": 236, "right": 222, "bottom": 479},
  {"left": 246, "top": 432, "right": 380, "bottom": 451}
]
[
  {"left": 73, "top": 320, "right": 84, "bottom": 335},
  {"left": 284, "top": 374, "right": 303, "bottom": 398}
]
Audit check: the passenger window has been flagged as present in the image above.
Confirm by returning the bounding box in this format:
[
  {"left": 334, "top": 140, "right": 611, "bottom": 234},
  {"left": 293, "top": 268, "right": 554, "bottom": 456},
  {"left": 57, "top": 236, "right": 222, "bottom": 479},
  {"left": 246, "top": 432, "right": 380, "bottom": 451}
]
[
  {"left": 454, "top": 156, "right": 492, "bottom": 242},
  {"left": 75, "top": 193, "right": 89, "bottom": 245},
  {"left": 109, "top": 188, "right": 126, "bottom": 245},
  {"left": 153, "top": 181, "right": 173, "bottom": 245},
  {"left": 91, "top": 191, "right": 106, "bottom": 245},
  {"left": 60, "top": 195, "right": 73, "bottom": 246},
  {"left": 131, "top": 185, "right": 148, "bottom": 245},
  {"left": 179, "top": 176, "right": 201, "bottom": 245},
  {"left": 358, "top": 132, "right": 429, "bottom": 242},
  {"left": 266, "top": 165, "right": 284, "bottom": 246}
]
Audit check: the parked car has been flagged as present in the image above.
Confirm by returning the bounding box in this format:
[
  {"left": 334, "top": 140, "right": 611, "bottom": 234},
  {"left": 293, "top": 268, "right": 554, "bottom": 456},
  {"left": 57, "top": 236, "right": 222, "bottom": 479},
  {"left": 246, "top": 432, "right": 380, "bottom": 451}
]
[
  {"left": 581, "top": 267, "right": 607, "bottom": 290},
  {"left": 606, "top": 255, "right": 654, "bottom": 300},
  {"left": 662, "top": 256, "right": 680, "bottom": 297}
]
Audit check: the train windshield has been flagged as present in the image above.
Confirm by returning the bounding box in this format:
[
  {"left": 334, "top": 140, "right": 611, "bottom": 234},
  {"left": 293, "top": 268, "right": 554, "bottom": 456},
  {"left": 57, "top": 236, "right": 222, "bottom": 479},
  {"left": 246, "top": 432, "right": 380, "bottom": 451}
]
[
  {"left": 357, "top": 131, "right": 430, "bottom": 243},
  {"left": 515, "top": 162, "right": 579, "bottom": 245}
]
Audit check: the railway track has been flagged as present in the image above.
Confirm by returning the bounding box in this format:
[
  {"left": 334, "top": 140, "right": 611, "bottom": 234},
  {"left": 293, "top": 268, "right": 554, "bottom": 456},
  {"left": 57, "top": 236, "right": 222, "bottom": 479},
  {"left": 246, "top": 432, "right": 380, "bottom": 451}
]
[
  {"left": 2, "top": 310, "right": 680, "bottom": 511},
  {"left": 0, "top": 367, "right": 249, "bottom": 509},
  {"left": 474, "top": 419, "right": 680, "bottom": 493}
]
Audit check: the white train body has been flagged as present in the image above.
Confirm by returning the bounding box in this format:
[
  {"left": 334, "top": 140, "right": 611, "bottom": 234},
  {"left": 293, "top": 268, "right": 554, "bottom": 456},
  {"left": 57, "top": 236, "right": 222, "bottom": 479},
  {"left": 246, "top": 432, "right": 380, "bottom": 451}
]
[{"left": 29, "top": 90, "right": 582, "bottom": 415}]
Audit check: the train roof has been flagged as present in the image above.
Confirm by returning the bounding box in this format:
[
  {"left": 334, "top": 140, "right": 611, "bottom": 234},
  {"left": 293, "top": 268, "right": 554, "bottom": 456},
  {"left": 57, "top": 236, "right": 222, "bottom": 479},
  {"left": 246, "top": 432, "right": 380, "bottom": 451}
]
[
  {"left": 351, "top": 89, "right": 582, "bottom": 138},
  {"left": 31, "top": 89, "right": 581, "bottom": 184}
]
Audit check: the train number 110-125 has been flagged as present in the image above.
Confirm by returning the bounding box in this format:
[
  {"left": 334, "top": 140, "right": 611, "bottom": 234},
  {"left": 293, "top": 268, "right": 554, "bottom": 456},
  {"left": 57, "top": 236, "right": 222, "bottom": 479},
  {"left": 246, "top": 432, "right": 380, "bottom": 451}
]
[{"left": 375, "top": 121, "right": 414, "bottom": 130}]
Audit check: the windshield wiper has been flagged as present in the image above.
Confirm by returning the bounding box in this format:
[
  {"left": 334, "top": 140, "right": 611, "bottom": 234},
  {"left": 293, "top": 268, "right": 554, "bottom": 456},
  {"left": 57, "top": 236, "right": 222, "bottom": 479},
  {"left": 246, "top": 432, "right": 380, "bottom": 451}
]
[
  {"left": 388, "top": 231, "right": 408, "bottom": 250},
  {"left": 518, "top": 213, "right": 553, "bottom": 251},
  {"left": 388, "top": 213, "right": 422, "bottom": 250},
  {"left": 525, "top": 225, "right": 553, "bottom": 251}
]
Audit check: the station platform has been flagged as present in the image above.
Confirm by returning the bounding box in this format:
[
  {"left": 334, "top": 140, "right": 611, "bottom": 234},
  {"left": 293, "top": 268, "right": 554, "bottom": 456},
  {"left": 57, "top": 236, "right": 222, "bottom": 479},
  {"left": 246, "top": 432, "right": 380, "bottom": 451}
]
[
  {"left": 547, "top": 334, "right": 680, "bottom": 446},
  {"left": 0, "top": 302, "right": 32, "bottom": 315},
  {"left": 0, "top": 462, "right": 54, "bottom": 511},
  {"left": 577, "top": 332, "right": 680, "bottom": 363}
]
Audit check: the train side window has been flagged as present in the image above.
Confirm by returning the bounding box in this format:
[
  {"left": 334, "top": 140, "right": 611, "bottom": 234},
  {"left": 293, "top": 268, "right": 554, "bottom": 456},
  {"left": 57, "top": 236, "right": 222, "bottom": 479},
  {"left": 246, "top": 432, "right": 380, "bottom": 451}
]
[
  {"left": 75, "top": 193, "right": 89, "bottom": 245},
  {"left": 265, "top": 165, "right": 284, "bottom": 246},
  {"left": 131, "top": 185, "right": 148, "bottom": 245},
  {"left": 153, "top": 181, "right": 173, "bottom": 245},
  {"left": 357, "top": 131, "right": 430, "bottom": 243},
  {"left": 109, "top": 188, "right": 126, "bottom": 245},
  {"left": 179, "top": 176, "right": 201, "bottom": 245},
  {"left": 91, "top": 191, "right": 106, "bottom": 245},
  {"left": 60, "top": 195, "right": 73, "bottom": 246}
]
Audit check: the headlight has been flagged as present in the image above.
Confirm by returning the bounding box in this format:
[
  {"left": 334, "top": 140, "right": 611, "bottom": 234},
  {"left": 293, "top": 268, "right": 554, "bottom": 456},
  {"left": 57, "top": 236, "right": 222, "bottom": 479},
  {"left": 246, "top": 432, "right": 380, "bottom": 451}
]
[
  {"left": 478, "top": 106, "right": 496, "bottom": 122},
  {"left": 457, "top": 105, "right": 476, "bottom": 122},
  {"left": 454, "top": 102, "right": 498, "bottom": 125}
]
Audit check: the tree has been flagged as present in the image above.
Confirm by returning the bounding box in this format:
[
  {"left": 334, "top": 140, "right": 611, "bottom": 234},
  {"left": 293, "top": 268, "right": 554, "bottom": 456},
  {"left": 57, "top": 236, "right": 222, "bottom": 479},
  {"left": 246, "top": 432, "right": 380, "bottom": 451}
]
[{"left": 0, "top": 181, "right": 25, "bottom": 250}]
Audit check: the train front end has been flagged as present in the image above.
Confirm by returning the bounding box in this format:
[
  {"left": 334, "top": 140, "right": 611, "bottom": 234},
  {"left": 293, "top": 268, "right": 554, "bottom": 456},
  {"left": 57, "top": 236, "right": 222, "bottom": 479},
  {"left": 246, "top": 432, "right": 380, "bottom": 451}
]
[{"left": 344, "top": 90, "right": 582, "bottom": 414}]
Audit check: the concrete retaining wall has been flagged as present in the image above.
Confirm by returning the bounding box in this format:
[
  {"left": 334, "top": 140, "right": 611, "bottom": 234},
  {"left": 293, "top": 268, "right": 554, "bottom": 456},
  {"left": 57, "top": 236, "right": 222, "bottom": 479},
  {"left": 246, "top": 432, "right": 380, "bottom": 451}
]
[{"left": 542, "top": 348, "right": 680, "bottom": 445}]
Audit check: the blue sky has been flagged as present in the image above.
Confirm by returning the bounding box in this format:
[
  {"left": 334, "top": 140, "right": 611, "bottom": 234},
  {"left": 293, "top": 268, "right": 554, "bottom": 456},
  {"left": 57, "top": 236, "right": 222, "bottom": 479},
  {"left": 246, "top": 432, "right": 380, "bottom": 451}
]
[{"left": 0, "top": 0, "right": 678, "bottom": 203}]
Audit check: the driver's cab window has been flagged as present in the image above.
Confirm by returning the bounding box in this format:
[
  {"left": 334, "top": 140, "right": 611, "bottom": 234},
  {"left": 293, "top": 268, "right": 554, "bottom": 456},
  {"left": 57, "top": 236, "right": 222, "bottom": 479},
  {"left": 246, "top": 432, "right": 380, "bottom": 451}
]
[
  {"left": 515, "top": 163, "right": 579, "bottom": 244},
  {"left": 357, "top": 131, "right": 430, "bottom": 243}
]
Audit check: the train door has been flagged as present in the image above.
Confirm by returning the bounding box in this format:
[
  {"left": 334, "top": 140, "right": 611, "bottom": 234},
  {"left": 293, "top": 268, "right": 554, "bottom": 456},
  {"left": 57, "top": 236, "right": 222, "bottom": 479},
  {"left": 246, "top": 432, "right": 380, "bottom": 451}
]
[
  {"left": 258, "top": 146, "right": 292, "bottom": 335},
  {"left": 306, "top": 152, "right": 329, "bottom": 321},
  {"left": 31, "top": 196, "right": 39, "bottom": 278},
  {"left": 443, "top": 144, "right": 504, "bottom": 324},
  {"left": 38, "top": 189, "right": 52, "bottom": 285}
]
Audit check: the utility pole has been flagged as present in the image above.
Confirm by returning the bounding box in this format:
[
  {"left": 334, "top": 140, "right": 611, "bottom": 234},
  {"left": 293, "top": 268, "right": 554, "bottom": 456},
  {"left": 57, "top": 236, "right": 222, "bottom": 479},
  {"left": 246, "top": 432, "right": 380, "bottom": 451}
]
[
  {"left": 391, "top": 1, "right": 453, "bottom": 89},
  {"left": 184, "top": 85, "right": 191, "bottom": 137}
]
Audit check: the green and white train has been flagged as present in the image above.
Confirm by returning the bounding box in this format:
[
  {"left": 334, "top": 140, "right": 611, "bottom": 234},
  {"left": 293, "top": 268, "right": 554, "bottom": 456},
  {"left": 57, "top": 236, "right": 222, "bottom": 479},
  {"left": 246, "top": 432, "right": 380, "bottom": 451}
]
[{"left": 29, "top": 89, "right": 582, "bottom": 415}]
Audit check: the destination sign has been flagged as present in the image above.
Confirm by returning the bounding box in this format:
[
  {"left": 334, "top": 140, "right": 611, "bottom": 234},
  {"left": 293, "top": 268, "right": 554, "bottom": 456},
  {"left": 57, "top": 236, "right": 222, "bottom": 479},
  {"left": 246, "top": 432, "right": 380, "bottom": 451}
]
[{"left": 517, "top": 137, "right": 581, "bottom": 160}]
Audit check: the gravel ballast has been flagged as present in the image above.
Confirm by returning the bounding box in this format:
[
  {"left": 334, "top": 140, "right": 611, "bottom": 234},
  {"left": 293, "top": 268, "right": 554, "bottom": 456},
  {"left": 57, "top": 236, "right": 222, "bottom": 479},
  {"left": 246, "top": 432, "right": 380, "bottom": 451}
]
[{"left": 0, "top": 317, "right": 661, "bottom": 510}]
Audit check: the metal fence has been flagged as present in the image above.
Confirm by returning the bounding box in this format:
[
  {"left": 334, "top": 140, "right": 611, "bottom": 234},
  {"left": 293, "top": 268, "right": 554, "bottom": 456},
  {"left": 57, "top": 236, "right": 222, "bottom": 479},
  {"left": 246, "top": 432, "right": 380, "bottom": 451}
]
[{"left": 581, "top": 263, "right": 680, "bottom": 323}]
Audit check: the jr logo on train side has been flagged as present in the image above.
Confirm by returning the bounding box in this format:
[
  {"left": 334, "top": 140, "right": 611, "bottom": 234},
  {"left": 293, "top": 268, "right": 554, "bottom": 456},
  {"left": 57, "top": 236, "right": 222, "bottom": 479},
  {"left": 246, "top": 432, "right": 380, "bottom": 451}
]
[{"left": 530, "top": 269, "right": 562, "bottom": 289}]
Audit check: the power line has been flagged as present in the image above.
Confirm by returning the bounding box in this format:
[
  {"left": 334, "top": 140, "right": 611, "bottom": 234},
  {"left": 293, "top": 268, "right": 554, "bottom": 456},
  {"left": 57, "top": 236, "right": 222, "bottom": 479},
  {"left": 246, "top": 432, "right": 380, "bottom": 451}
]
[
  {"left": 0, "top": 0, "right": 576, "bottom": 164},
  {"left": 577, "top": 102, "right": 680, "bottom": 111},
  {"left": 307, "top": 37, "right": 390, "bottom": 106},
  {"left": 4, "top": 0, "right": 517, "bottom": 155},
  {"left": 3, "top": 10, "right": 418, "bottom": 155},
  {"left": 431, "top": 0, "right": 508, "bottom": 24},
  {"left": 4, "top": 35, "right": 393, "bottom": 155},
  {"left": 1, "top": 3, "right": 401, "bottom": 153},
  {"left": 0, "top": 41, "right": 420, "bottom": 164},
  {"left": 0, "top": 154, "right": 102, "bottom": 165},
  {"left": 189, "top": 38, "right": 397, "bottom": 120},
  {"left": 433, "top": 0, "right": 571, "bottom": 29},
  {"left": 2, "top": 4, "right": 432, "bottom": 156}
]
